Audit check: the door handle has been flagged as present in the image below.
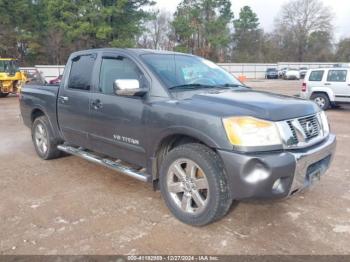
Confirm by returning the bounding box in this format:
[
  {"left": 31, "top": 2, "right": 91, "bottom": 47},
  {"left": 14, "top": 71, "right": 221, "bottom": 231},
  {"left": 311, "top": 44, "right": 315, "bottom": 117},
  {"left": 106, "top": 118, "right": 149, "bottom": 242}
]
[
  {"left": 324, "top": 83, "right": 331, "bottom": 86},
  {"left": 91, "top": 99, "right": 103, "bottom": 110},
  {"left": 58, "top": 96, "right": 69, "bottom": 103}
]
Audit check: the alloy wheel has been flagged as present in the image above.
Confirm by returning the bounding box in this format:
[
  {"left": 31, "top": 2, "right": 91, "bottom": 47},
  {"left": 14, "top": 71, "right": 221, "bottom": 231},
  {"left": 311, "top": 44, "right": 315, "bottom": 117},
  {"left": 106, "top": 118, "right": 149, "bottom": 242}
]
[
  {"left": 314, "top": 97, "right": 326, "bottom": 109},
  {"left": 34, "top": 123, "right": 48, "bottom": 155},
  {"left": 166, "top": 158, "right": 209, "bottom": 214}
]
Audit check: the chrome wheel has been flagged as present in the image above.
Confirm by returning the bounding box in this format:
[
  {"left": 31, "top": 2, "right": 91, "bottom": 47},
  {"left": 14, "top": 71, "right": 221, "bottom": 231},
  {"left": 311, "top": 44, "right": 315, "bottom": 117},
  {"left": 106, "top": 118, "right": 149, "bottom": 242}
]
[
  {"left": 166, "top": 158, "right": 209, "bottom": 214},
  {"left": 34, "top": 123, "right": 48, "bottom": 155},
  {"left": 314, "top": 96, "right": 326, "bottom": 109}
]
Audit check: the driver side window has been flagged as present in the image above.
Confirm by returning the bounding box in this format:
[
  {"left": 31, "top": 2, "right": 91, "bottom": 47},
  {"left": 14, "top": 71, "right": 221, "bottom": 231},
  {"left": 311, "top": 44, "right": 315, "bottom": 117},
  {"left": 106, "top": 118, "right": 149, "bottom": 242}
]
[{"left": 99, "top": 56, "right": 144, "bottom": 95}]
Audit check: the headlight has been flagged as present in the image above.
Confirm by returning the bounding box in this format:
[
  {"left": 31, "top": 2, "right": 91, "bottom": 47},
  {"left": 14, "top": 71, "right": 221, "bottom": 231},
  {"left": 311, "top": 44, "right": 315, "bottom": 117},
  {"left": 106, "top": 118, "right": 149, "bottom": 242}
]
[
  {"left": 222, "top": 117, "right": 282, "bottom": 148},
  {"left": 319, "top": 111, "right": 330, "bottom": 136}
]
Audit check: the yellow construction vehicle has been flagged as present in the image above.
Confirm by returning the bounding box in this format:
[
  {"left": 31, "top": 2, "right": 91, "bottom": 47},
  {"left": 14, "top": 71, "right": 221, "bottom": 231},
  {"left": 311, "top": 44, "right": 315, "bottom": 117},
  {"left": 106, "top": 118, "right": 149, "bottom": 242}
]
[{"left": 0, "top": 58, "right": 26, "bottom": 97}]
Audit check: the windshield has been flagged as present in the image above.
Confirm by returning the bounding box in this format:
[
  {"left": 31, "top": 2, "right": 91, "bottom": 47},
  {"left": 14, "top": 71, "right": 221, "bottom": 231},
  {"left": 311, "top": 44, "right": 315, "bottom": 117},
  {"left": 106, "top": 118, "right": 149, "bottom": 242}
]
[
  {"left": 141, "top": 54, "right": 243, "bottom": 90},
  {"left": 0, "top": 60, "right": 19, "bottom": 74}
]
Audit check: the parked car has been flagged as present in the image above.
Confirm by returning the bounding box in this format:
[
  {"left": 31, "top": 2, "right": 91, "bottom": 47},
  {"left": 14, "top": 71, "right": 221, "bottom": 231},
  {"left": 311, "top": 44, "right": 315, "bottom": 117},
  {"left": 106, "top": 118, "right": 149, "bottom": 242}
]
[
  {"left": 278, "top": 67, "right": 288, "bottom": 78},
  {"left": 265, "top": 68, "right": 278, "bottom": 79},
  {"left": 299, "top": 67, "right": 308, "bottom": 79},
  {"left": 19, "top": 49, "right": 336, "bottom": 226},
  {"left": 333, "top": 63, "right": 350, "bottom": 68},
  {"left": 23, "top": 69, "right": 46, "bottom": 85},
  {"left": 300, "top": 67, "right": 350, "bottom": 110},
  {"left": 284, "top": 68, "right": 300, "bottom": 80},
  {"left": 49, "top": 74, "right": 63, "bottom": 85}
]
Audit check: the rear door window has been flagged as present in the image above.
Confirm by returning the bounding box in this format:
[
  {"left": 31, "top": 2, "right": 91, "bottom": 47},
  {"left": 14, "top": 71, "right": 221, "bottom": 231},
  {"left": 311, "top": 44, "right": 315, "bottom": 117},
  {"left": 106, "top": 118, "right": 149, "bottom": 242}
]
[
  {"left": 327, "top": 70, "right": 347, "bottom": 82},
  {"left": 309, "top": 70, "right": 324, "bottom": 81},
  {"left": 68, "top": 54, "right": 96, "bottom": 90}
]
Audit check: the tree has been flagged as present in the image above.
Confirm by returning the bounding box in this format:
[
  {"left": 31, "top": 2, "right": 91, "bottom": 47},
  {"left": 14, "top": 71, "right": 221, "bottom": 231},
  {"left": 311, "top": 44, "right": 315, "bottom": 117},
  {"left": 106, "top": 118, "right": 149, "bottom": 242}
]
[
  {"left": 0, "top": 0, "right": 155, "bottom": 65},
  {"left": 0, "top": 0, "right": 46, "bottom": 64},
  {"left": 172, "top": 0, "right": 233, "bottom": 61},
  {"left": 259, "top": 33, "right": 285, "bottom": 63},
  {"left": 138, "top": 9, "right": 174, "bottom": 50},
  {"left": 305, "top": 31, "right": 334, "bottom": 62},
  {"left": 232, "top": 6, "right": 263, "bottom": 62},
  {"left": 335, "top": 38, "right": 350, "bottom": 62},
  {"left": 275, "top": 0, "right": 334, "bottom": 61},
  {"left": 172, "top": 0, "right": 202, "bottom": 54}
]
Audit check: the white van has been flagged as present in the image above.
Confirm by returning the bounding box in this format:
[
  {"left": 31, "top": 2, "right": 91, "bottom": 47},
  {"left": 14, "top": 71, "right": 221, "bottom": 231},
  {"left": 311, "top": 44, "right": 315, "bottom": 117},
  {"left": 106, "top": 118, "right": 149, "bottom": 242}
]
[{"left": 300, "top": 68, "right": 350, "bottom": 110}]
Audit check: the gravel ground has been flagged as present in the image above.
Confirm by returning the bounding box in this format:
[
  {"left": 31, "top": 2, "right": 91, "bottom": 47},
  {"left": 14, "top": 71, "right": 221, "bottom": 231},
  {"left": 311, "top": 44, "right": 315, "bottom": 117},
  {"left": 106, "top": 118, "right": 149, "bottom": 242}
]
[{"left": 0, "top": 79, "right": 349, "bottom": 255}]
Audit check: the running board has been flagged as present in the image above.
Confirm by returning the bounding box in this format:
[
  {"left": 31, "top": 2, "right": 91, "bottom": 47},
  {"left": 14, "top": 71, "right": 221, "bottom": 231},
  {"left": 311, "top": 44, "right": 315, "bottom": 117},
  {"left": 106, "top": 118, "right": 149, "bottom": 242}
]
[{"left": 57, "top": 145, "right": 151, "bottom": 182}]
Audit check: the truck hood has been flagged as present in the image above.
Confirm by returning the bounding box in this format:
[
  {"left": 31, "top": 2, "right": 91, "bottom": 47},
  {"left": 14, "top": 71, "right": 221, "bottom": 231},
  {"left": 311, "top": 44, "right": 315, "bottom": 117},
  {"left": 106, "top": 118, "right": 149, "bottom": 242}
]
[{"left": 176, "top": 89, "right": 319, "bottom": 121}]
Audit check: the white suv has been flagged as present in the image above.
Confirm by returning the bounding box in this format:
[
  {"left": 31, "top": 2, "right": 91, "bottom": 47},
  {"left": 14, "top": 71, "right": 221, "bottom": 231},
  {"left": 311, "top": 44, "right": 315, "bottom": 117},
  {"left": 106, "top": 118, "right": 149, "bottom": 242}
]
[{"left": 300, "top": 68, "right": 350, "bottom": 110}]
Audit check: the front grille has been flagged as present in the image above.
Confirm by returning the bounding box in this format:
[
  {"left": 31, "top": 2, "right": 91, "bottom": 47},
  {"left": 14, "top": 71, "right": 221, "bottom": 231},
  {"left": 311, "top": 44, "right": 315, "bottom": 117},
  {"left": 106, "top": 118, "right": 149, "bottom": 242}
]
[
  {"left": 286, "top": 121, "right": 298, "bottom": 144},
  {"left": 298, "top": 115, "right": 320, "bottom": 140},
  {"left": 287, "top": 114, "right": 321, "bottom": 145}
]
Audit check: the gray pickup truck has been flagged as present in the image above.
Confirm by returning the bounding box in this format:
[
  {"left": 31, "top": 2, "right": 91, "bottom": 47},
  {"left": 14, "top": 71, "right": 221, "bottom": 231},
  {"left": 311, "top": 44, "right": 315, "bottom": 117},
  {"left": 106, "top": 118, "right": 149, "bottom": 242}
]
[{"left": 19, "top": 49, "right": 336, "bottom": 226}]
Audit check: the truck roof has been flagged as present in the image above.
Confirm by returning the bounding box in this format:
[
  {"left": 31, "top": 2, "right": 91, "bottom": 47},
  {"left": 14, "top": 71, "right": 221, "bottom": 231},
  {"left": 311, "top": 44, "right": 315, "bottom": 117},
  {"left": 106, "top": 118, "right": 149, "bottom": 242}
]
[{"left": 70, "top": 48, "right": 194, "bottom": 57}]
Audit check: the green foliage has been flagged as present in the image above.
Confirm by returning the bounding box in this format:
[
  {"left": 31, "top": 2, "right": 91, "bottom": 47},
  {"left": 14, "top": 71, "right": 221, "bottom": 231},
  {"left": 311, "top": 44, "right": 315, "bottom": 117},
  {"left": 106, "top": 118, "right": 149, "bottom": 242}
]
[
  {"left": 0, "top": 0, "right": 154, "bottom": 65},
  {"left": 232, "top": 6, "right": 262, "bottom": 62},
  {"left": 172, "top": 0, "right": 233, "bottom": 61},
  {"left": 233, "top": 6, "right": 259, "bottom": 32},
  {"left": 305, "top": 31, "right": 334, "bottom": 62},
  {"left": 335, "top": 38, "right": 350, "bottom": 62},
  {"left": 0, "top": 0, "right": 343, "bottom": 65}
]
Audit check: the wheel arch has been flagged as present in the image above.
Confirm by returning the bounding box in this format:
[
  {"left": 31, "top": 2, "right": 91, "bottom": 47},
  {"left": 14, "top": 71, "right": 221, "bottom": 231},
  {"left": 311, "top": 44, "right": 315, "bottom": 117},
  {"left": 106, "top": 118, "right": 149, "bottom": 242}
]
[
  {"left": 150, "top": 129, "right": 221, "bottom": 186},
  {"left": 30, "top": 107, "right": 62, "bottom": 143},
  {"left": 31, "top": 108, "right": 45, "bottom": 123},
  {"left": 310, "top": 88, "right": 334, "bottom": 101}
]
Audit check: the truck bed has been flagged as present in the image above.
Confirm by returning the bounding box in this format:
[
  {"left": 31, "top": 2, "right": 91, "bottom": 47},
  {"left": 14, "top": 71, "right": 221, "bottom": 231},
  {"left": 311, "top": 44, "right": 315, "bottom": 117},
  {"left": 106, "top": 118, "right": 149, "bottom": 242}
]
[{"left": 20, "top": 84, "right": 60, "bottom": 137}]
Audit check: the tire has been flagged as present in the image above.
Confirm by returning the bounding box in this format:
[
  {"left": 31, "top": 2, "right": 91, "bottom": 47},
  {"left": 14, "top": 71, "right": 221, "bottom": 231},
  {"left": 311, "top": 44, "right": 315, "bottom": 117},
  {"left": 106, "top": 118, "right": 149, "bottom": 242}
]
[
  {"left": 310, "top": 93, "right": 330, "bottom": 110},
  {"left": 159, "top": 143, "right": 232, "bottom": 226},
  {"left": 31, "top": 116, "right": 62, "bottom": 160},
  {"left": 0, "top": 92, "right": 9, "bottom": 98}
]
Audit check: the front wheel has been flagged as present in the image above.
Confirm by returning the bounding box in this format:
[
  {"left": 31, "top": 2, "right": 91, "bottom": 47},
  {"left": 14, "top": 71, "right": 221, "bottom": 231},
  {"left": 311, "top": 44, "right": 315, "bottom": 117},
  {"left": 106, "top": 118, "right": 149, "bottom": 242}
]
[
  {"left": 311, "top": 93, "right": 330, "bottom": 110},
  {"left": 159, "top": 143, "right": 232, "bottom": 226}
]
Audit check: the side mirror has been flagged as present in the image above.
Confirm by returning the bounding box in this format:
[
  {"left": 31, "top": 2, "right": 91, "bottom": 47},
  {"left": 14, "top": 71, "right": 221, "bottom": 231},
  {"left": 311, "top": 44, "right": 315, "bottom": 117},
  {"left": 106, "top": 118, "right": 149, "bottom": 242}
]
[{"left": 113, "top": 79, "right": 148, "bottom": 97}]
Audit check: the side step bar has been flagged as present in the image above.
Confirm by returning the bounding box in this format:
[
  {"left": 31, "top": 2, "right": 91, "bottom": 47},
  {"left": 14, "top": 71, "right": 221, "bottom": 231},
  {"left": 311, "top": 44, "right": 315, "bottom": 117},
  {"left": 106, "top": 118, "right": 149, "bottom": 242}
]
[{"left": 57, "top": 145, "right": 151, "bottom": 183}]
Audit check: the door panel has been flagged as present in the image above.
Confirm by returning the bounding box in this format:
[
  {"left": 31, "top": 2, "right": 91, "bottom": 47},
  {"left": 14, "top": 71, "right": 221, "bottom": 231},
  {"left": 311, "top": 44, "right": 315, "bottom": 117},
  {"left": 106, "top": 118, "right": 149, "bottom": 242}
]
[
  {"left": 89, "top": 94, "right": 147, "bottom": 166},
  {"left": 57, "top": 54, "right": 96, "bottom": 148},
  {"left": 57, "top": 89, "right": 91, "bottom": 148},
  {"left": 88, "top": 53, "right": 149, "bottom": 166},
  {"left": 327, "top": 69, "right": 350, "bottom": 102}
]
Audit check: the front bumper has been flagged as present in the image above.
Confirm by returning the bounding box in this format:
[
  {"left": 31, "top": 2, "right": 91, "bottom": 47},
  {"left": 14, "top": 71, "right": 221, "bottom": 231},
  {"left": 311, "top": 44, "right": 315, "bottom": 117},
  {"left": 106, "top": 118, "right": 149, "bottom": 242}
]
[
  {"left": 218, "top": 134, "right": 336, "bottom": 200},
  {"left": 266, "top": 74, "right": 278, "bottom": 78},
  {"left": 299, "top": 91, "right": 309, "bottom": 100}
]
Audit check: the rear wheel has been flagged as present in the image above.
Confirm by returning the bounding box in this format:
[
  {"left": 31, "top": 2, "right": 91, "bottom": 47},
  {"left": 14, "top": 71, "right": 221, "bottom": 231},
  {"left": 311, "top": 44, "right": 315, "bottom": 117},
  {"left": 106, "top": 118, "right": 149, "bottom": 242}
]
[
  {"left": 159, "top": 143, "right": 232, "bottom": 226},
  {"left": 32, "top": 116, "right": 62, "bottom": 160},
  {"left": 311, "top": 93, "right": 330, "bottom": 110}
]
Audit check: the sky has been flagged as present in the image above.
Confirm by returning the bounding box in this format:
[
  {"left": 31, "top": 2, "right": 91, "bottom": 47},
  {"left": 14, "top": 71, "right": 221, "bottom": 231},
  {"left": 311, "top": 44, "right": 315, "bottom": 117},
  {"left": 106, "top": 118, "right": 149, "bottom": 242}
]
[{"left": 154, "top": 0, "right": 350, "bottom": 40}]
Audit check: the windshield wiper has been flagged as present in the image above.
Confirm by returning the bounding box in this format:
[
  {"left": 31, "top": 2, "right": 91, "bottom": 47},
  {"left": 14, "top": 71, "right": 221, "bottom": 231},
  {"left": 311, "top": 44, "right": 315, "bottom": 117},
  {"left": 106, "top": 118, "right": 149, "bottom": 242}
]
[
  {"left": 169, "top": 83, "right": 217, "bottom": 90},
  {"left": 219, "top": 83, "right": 246, "bottom": 88}
]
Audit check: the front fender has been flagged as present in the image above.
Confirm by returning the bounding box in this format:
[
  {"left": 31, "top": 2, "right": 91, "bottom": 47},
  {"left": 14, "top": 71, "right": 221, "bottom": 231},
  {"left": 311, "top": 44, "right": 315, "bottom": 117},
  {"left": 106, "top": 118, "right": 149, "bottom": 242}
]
[
  {"left": 310, "top": 87, "right": 335, "bottom": 101},
  {"left": 149, "top": 126, "right": 221, "bottom": 157}
]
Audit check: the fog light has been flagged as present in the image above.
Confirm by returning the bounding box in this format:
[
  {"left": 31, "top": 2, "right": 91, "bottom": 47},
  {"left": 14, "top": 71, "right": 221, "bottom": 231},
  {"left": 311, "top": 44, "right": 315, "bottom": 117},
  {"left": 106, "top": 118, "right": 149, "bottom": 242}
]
[
  {"left": 245, "top": 168, "right": 269, "bottom": 183},
  {"left": 272, "top": 178, "right": 283, "bottom": 193}
]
